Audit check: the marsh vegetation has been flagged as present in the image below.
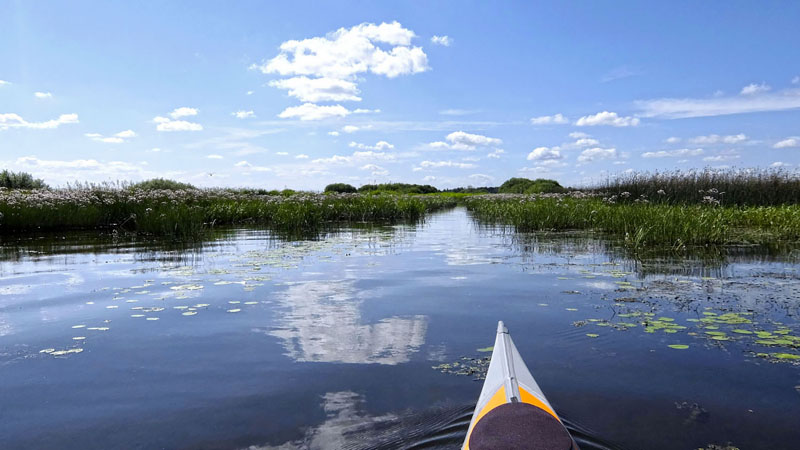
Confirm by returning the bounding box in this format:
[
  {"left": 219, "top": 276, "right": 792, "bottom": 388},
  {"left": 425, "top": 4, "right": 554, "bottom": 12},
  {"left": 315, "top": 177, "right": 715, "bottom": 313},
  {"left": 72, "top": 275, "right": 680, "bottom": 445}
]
[{"left": 0, "top": 185, "right": 456, "bottom": 237}]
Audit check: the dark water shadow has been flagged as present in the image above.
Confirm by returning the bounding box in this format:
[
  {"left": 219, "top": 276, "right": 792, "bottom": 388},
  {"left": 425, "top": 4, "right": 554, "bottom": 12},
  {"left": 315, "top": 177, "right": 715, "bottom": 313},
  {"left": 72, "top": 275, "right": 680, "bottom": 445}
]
[{"left": 241, "top": 392, "right": 626, "bottom": 450}]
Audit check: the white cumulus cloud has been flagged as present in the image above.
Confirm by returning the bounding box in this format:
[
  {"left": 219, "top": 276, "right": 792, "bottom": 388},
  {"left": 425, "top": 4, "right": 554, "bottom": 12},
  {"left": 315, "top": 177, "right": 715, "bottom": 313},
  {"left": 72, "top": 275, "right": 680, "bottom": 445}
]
[
  {"left": 530, "top": 113, "right": 568, "bottom": 125},
  {"left": 527, "top": 146, "right": 563, "bottom": 161},
  {"left": 170, "top": 107, "right": 198, "bottom": 119},
  {"left": 689, "top": 134, "right": 747, "bottom": 145},
  {"left": 774, "top": 137, "right": 800, "bottom": 148},
  {"left": 258, "top": 21, "right": 427, "bottom": 80},
  {"left": 342, "top": 125, "right": 360, "bottom": 133},
  {"left": 34, "top": 91, "right": 52, "bottom": 99},
  {"left": 575, "top": 111, "right": 639, "bottom": 127},
  {"left": 429, "top": 131, "right": 502, "bottom": 151},
  {"left": 430, "top": 35, "right": 452, "bottom": 46},
  {"left": 232, "top": 110, "right": 255, "bottom": 119},
  {"left": 349, "top": 141, "right": 394, "bottom": 151},
  {"left": 740, "top": 83, "right": 771, "bottom": 95},
  {"left": 153, "top": 108, "right": 202, "bottom": 131},
  {"left": 486, "top": 149, "right": 505, "bottom": 159}
]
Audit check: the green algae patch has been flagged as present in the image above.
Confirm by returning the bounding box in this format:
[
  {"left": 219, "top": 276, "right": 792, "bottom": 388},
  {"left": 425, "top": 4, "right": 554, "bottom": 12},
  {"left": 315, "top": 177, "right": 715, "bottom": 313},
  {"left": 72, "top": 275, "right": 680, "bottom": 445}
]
[
  {"left": 731, "top": 329, "right": 752, "bottom": 335},
  {"left": 477, "top": 346, "right": 494, "bottom": 352},
  {"left": 771, "top": 353, "right": 800, "bottom": 360},
  {"left": 586, "top": 333, "right": 600, "bottom": 338}
]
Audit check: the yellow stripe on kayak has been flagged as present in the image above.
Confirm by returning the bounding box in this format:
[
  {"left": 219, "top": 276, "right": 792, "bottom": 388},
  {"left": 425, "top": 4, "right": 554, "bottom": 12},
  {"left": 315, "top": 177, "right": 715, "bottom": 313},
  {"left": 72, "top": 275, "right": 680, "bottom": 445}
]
[
  {"left": 463, "top": 385, "right": 562, "bottom": 450},
  {"left": 464, "top": 386, "right": 507, "bottom": 450},
  {"left": 519, "top": 385, "right": 560, "bottom": 421}
]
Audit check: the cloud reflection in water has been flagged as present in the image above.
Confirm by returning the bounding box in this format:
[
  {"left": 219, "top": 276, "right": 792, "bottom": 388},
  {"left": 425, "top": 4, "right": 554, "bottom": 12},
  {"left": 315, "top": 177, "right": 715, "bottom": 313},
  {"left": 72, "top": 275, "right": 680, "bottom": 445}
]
[{"left": 264, "top": 280, "right": 427, "bottom": 365}]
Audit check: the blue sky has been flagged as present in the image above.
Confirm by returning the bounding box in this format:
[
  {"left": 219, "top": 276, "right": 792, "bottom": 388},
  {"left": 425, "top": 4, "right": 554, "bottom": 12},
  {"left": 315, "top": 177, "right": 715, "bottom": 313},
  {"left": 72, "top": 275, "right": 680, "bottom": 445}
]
[{"left": 2, "top": 1, "right": 799, "bottom": 189}]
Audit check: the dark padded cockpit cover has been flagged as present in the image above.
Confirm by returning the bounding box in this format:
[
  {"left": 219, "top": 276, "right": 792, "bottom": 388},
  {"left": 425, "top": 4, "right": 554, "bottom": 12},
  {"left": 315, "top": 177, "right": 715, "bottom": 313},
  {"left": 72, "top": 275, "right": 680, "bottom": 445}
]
[{"left": 469, "top": 402, "right": 577, "bottom": 450}]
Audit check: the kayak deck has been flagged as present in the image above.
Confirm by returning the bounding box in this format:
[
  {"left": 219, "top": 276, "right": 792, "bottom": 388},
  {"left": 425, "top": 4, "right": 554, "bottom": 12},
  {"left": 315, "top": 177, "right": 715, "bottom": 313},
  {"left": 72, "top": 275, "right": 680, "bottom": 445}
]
[{"left": 463, "top": 321, "right": 578, "bottom": 450}]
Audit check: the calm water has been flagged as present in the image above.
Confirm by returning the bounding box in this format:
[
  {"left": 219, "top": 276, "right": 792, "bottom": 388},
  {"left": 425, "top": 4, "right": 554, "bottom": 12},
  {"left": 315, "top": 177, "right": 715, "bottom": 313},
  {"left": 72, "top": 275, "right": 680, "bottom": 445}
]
[{"left": 1, "top": 208, "right": 799, "bottom": 450}]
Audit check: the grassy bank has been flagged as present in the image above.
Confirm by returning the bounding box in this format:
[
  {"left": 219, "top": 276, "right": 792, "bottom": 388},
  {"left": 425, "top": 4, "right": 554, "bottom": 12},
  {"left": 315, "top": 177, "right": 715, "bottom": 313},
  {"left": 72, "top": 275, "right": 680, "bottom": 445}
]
[
  {"left": 465, "top": 194, "right": 800, "bottom": 250},
  {"left": 0, "top": 187, "right": 456, "bottom": 237},
  {"left": 593, "top": 169, "right": 800, "bottom": 206}
]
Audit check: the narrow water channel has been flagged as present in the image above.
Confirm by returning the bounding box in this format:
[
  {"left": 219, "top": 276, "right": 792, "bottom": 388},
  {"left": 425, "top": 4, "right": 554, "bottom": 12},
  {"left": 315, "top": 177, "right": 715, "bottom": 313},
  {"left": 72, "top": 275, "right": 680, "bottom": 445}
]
[{"left": 1, "top": 207, "right": 799, "bottom": 449}]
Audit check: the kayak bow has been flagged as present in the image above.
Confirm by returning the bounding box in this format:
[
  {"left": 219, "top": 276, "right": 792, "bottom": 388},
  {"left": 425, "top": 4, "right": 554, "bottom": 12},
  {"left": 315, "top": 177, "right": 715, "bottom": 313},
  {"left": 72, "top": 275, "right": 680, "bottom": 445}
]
[{"left": 463, "top": 321, "right": 579, "bottom": 450}]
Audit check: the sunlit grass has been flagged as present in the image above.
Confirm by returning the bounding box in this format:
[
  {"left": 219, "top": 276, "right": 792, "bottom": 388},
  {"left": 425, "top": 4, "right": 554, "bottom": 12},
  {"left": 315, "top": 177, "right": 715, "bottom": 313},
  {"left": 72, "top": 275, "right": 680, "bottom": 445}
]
[
  {"left": 0, "top": 187, "right": 457, "bottom": 237},
  {"left": 465, "top": 195, "right": 800, "bottom": 249}
]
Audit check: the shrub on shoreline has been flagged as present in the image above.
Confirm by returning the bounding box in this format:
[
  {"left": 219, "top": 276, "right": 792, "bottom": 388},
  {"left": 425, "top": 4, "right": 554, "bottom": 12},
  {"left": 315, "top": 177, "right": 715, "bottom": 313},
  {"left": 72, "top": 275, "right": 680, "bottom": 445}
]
[{"left": 0, "top": 170, "right": 48, "bottom": 190}]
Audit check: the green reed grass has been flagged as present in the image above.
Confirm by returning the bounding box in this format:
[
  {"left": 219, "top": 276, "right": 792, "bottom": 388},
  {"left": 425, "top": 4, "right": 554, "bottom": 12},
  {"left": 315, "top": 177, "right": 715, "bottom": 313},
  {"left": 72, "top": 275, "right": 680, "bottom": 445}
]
[
  {"left": 0, "top": 188, "right": 456, "bottom": 237},
  {"left": 594, "top": 168, "right": 800, "bottom": 206},
  {"left": 465, "top": 195, "right": 800, "bottom": 250}
]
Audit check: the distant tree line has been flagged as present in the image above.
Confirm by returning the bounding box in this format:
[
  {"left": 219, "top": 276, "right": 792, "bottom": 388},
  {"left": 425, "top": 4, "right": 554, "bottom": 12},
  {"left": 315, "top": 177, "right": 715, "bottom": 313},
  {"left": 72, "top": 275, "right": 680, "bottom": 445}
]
[
  {"left": 0, "top": 170, "right": 48, "bottom": 189},
  {"left": 1, "top": 170, "right": 567, "bottom": 196},
  {"left": 325, "top": 178, "right": 565, "bottom": 195},
  {"left": 325, "top": 182, "right": 439, "bottom": 194}
]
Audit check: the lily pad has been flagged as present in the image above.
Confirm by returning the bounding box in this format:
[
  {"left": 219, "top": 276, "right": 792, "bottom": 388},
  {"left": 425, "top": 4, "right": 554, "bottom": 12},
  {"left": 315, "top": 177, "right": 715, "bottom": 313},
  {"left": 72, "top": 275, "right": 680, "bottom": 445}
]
[{"left": 668, "top": 344, "right": 689, "bottom": 350}]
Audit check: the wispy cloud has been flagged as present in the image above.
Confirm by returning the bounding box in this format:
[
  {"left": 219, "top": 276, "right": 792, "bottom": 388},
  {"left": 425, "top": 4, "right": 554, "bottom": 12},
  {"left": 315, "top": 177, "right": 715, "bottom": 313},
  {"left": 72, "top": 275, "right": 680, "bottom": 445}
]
[
  {"left": 0, "top": 113, "right": 79, "bottom": 130},
  {"left": 600, "top": 65, "right": 643, "bottom": 83},
  {"left": 439, "top": 109, "right": 480, "bottom": 116},
  {"left": 641, "top": 148, "right": 703, "bottom": 158},
  {"left": 578, "top": 147, "right": 618, "bottom": 163},
  {"left": 635, "top": 88, "right": 800, "bottom": 119},
  {"left": 34, "top": 91, "right": 53, "bottom": 99},
  {"left": 703, "top": 149, "right": 740, "bottom": 162},
  {"left": 269, "top": 76, "right": 361, "bottom": 102},
  {"left": 85, "top": 129, "right": 137, "bottom": 144},
  {"left": 417, "top": 160, "right": 476, "bottom": 169},
  {"left": 278, "top": 103, "right": 350, "bottom": 121}
]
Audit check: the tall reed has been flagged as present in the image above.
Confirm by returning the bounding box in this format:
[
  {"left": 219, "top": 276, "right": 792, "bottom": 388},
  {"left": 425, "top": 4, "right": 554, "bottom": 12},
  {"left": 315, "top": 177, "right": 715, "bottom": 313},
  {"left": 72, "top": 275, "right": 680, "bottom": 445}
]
[
  {"left": 0, "top": 188, "right": 456, "bottom": 237},
  {"left": 592, "top": 168, "right": 800, "bottom": 206}
]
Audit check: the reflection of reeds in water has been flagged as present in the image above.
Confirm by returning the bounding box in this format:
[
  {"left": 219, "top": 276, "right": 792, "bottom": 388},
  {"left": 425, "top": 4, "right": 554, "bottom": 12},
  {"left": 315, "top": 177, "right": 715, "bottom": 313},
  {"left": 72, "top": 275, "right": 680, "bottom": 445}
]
[{"left": 473, "top": 216, "right": 800, "bottom": 278}]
